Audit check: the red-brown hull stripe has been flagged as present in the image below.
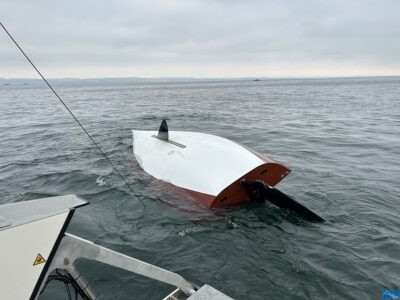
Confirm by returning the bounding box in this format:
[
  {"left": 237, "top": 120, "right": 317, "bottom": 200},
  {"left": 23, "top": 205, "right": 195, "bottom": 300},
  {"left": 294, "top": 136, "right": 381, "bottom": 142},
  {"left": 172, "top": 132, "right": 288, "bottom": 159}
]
[{"left": 180, "top": 162, "right": 291, "bottom": 208}]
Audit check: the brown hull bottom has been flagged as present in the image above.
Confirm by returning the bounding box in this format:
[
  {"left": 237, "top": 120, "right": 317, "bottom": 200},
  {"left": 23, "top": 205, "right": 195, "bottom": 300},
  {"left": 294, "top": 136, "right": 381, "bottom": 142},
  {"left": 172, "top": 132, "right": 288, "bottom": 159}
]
[{"left": 181, "top": 162, "right": 291, "bottom": 208}]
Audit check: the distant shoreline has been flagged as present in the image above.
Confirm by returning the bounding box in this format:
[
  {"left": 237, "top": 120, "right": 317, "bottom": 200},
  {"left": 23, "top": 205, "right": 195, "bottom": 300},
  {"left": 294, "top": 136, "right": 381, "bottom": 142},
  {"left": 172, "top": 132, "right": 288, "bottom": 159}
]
[{"left": 0, "top": 75, "right": 399, "bottom": 86}]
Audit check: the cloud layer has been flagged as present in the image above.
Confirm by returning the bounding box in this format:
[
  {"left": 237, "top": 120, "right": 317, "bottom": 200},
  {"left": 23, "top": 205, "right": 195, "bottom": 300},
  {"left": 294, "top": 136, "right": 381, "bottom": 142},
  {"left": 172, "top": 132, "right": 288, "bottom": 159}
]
[{"left": 1, "top": 0, "right": 399, "bottom": 78}]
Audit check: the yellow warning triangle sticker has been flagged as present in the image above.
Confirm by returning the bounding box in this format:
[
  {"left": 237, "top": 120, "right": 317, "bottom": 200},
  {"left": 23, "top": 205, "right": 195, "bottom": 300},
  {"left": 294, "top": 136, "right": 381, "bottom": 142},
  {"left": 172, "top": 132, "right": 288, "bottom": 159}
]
[{"left": 33, "top": 253, "right": 46, "bottom": 266}]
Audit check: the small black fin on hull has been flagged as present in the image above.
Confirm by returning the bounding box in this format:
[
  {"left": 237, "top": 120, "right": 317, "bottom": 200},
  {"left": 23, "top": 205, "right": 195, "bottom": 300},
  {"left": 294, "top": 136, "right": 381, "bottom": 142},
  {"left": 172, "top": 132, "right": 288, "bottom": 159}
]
[
  {"left": 158, "top": 119, "right": 169, "bottom": 140},
  {"left": 242, "top": 180, "right": 325, "bottom": 223},
  {"left": 152, "top": 119, "right": 186, "bottom": 148}
]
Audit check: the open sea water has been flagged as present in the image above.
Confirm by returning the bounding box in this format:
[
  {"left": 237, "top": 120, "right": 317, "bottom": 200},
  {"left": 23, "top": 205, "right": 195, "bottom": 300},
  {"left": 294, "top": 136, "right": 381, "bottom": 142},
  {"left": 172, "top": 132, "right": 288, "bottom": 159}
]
[{"left": 0, "top": 77, "right": 399, "bottom": 299}]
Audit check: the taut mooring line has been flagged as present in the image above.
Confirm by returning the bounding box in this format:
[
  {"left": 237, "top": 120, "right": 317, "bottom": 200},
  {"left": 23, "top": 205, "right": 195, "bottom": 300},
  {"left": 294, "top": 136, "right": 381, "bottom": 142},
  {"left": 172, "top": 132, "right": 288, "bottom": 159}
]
[{"left": 0, "top": 22, "right": 145, "bottom": 208}]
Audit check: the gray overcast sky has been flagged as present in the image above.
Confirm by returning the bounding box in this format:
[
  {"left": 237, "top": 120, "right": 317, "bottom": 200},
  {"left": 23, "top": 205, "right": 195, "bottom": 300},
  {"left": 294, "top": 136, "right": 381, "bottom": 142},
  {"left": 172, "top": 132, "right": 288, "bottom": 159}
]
[{"left": 1, "top": 0, "right": 399, "bottom": 78}]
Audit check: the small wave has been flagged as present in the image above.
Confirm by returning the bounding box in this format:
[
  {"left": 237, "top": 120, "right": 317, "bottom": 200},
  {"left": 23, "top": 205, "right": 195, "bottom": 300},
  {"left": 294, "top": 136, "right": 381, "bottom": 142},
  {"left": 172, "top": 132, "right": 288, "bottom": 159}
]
[
  {"left": 178, "top": 226, "right": 210, "bottom": 236},
  {"left": 96, "top": 176, "right": 107, "bottom": 187}
]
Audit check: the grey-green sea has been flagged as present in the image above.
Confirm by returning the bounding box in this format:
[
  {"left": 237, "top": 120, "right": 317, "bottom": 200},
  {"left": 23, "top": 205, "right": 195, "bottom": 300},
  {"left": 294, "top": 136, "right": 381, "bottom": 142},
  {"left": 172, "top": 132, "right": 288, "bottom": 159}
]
[{"left": 0, "top": 76, "right": 399, "bottom": 299}]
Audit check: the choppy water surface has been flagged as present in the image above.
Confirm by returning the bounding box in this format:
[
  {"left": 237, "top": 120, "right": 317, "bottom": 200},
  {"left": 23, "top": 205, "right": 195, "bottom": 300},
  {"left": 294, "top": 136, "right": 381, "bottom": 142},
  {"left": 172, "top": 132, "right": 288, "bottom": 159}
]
[{"left": 1, "top": 77, "right": 399, "bottom": 299}]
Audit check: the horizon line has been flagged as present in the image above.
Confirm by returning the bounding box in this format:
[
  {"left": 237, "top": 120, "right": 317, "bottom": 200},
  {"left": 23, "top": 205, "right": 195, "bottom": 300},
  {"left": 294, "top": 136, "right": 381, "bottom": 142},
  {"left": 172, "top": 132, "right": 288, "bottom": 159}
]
[{"left": 1, "top": 74, "right": 399, "bottom": 81}]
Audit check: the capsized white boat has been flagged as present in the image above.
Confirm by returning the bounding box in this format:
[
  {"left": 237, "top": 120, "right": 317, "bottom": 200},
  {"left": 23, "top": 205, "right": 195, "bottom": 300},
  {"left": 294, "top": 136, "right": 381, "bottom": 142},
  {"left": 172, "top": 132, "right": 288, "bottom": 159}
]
[
  {"left": 0, "top": 195, "right": 232, "bottom": 300},
  {"left": 133, "top": 120, "right": 324, "bottom": 222}
]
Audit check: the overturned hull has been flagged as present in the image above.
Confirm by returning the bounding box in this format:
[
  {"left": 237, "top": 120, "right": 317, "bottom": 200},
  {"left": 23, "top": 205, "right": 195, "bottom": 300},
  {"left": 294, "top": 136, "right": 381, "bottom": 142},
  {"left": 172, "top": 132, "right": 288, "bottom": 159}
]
[
  {"left": 133, "top": 129, "right": 290, "bottom": 208},
  {"left": 133, "top": 120, "right": 325, "bottom": 222}
]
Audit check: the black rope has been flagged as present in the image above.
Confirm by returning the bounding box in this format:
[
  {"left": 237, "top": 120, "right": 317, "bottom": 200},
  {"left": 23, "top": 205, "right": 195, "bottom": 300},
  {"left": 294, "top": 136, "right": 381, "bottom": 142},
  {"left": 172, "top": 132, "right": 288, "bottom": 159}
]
[
  {"left": 40, "top": 269, "right": 91, "bottom": 300},
  {"left": 0, "top": 22, "right": 144, "bottom": 208}
]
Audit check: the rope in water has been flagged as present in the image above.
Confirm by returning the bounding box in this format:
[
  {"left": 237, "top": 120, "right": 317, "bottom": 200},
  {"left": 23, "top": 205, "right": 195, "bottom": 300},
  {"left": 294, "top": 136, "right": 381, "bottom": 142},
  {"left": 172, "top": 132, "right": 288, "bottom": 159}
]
[{"left": 0, "top": 22, "right": 145, "bottom": 208}]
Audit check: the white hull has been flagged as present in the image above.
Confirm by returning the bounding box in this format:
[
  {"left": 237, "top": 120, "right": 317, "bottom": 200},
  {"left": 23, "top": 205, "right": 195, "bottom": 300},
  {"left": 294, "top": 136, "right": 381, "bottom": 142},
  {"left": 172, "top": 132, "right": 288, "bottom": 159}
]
[{"left": 133, "top": 128, "right": 290, "bottom": 208}]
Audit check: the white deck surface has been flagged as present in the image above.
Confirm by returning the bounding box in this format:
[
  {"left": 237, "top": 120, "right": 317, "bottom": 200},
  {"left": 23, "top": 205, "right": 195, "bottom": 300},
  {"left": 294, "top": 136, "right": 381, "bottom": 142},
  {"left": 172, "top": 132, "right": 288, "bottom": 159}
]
[{"left": 133, "top": 130, "right": 264, "bottom": 196}]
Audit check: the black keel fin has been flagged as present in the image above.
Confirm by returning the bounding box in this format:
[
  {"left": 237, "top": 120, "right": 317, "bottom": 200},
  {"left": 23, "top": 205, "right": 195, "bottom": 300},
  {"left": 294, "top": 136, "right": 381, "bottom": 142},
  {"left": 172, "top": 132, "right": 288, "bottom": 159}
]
[
  {"left": 158, "top": 119, "right": 169, "bottom": 140},
  {"left": 152, "top": 120, "right": 186, "bottom": 148},
  {"left": 242, "top": 180, "right": 325, "bottom": 223}
]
